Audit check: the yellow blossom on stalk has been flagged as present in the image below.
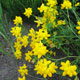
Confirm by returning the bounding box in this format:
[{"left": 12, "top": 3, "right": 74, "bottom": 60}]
[
  {"left": 10, "top": 26, "right": 21, "bottom": 37},
  {"left": 13, "top": 16, "right": 23, "bottom": 25},
  {"left": 61, "top": 0, "right": 72, "bottom": 9},
  {"left": 34, "top": 59, "right": 58, "bottom": 78},
  {"left": 16, "top": 37, "right": 22, "bottom": 42},
  {"left": 57, "top": 20, "right": 65, "bottom": 25},
  {"left": 18, "top": 76, "right": 25, "bottom": 80},
  {"left": 28, "top": 28, "right": 36, "bottom": 40},
  {"left": 18, "top": 64, "right": 28, "bottom": 76},
  {"left": 38, "top": 3, "right": 48, "bottom": 13},
  {"left": 22, "top": 35, "right": 28, "bottom": 48},
  {"left": 60, "top": 60, "right": 77, "bottom": 77},
  {"left": 25, "top": 51, "right": 33, "bottom": 62},
  {"left": 14, "top": 50, "right": 22, "bottom": 59},
  {"left": 75, "top": 2, "right": 80, "bottom": 6},
  {"left": 36, "top": 28, "right": 50, "bottom": 40},
  {"left": 14, "top": 41, "right": 22, "bottom": 50},
  {"left": 47, "top": 0, "right": 57, "bottom": 7},
  {"left": 33, "top": 42, "right": 48, "bottom": 58},
  {"left": 34, "top": 17, "right": 42, "bottom": 27},
  {"left": 24, "top": 8, "right": 32, "bottom": 18}
]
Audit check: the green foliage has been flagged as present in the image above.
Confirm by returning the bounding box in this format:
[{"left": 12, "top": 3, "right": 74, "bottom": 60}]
[
  {"left": 1, "top": 0, "right": 43, "bottom": 18},
  {"left": 0, "top": 3, "right": 14, "bottom": 55}
]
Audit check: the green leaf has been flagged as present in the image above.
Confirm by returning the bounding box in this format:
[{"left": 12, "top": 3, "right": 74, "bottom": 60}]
[
  {"left": 0, "top": 48, "right": 9, "bottom": 55},
  {"left": 0, "top": 3, "right": 2, "bottom": 20}
]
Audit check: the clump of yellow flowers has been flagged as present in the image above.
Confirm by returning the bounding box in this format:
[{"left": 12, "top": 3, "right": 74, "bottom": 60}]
[
  {"left": 61, "top": 0, "right": 72, "bottom": 9},
  {"left": 24, "top": 8, "right": 32, "bottom": 18},
  {"left": 60, "top": 60, "right": 77, "bottom": 77},
  {"left": 34, "top": 59, "right": 58, "bottom": 78},
  {"left": 10, "top": 0, "right": 78, "bottom": 79},
  {"left": 18, "top": 64, "right": 28, "bottom": 80}
]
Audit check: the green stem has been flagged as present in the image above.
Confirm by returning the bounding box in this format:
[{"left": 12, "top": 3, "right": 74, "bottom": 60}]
[{"left": 67, "top": 9, "right": 80, "bottom": 39}]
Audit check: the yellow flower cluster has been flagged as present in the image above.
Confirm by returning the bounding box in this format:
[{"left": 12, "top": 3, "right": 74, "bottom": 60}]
[
  {"left": 11, "top": 16, "right": 29, "bottom": 59},
  {"left": 61, "top": 0, "right": 72, "bottom": 9},
  {"left": 10, "top": 1, "right": 78, "bottom": 79},
  {"left": 25, "top": 51, "right": 33, "bottom": 62},
  {"left": 13, "top": 16, "right": 23, "bottom": 26},
  {"left": 24, "top": 8, "right": 32, "bottom": 18},
  {"left": 76, "top": 21, "right": 80, "bottom": 34},
  {"left": 32, "top": 42, "right": 48, "bottom": 58},
  {"left": 60, "top": 60, "right": 77, "bottom": 77},
  {"left": 47, "top": 0, "right": 57, "bottom": 8},
  {"left": 35, "top": 0, "right": 58, "bottom": 28},
  {"left": 75, "top": 2, "right": 80, "bottom": 7},
  {"left": 34, "top": 59, "right": 58, "bottom": 78},
  {"left": 18, "top": 64, "right": 28, "bottom": 80},
  {"left": 57, "top": 20, "right": 65, "bottom": 25},
  {"left": 10, "top": 26, "right": 21, "bottom": 38}
]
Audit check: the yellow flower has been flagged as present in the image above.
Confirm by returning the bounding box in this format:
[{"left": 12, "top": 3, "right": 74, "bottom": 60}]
[
  {"left": 14, "top": 41, "right": 22, "bottom": 50},
  {"left": 32, "top": 42, "right": 48, "bottom": 58},
  {"left": 77, "top": 21, "right": 80, "bottom": 25},
  {"left": 24, "top": 8, "right": 32, "bottom": 18},
  {"left": 22, "top": 35, "right": 28, "bottom": 48},
  {"left": 61, "top": 0, "right": 72, "bottom": 9},
  {"left": 75, "top": 2, "right": 80, "bottom": 6},
  {"left": 18, "top": 76, "right": 25, "bottom": 80},
  {"left": 34, "top": 59, "right": 58, "bottom": 78},
  {"left": 13, "top": 16, "right": 23, "bottom": 26},
  {"left": 57, "top": 20, "right": 65, "bottom": 25},
  {"left": 34, "top": 17, "right": 42, "bottom": 27},
  {"left": 10, "top": 26, "right": 21, "bottom": 37},
  {"left": 18, "top": 64, "right": 28, "bottom": 76},
  {"left": 47, "top": 0, "right": 57, "bottom": 7},
  {"left": 38, "top": 3, "right": 48, "bottom": 13},
  {"left": 60, "top": 60, "right": 77, "bottom": 77},
  {"left": 36, "top": 28, "right": 50, "bottom": 40},
  {"left": 25, "top": 51, "right": 33, "bottom": 62},
  {"left": 14, "top": 50, "right": 22, "bottom": 59}
]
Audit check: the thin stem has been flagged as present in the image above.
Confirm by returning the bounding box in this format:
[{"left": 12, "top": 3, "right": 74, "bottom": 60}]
[
  {"left": 67, "top": 9, "right": 80, "bottom": 39},
  {"left": 46, "top": 56, "right": 79, "bottom": 61},
  {"left": 28, "top": 74, "right": 45, "bottom": 80}
]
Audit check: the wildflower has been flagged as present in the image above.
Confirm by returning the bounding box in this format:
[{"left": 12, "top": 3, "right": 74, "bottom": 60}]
[
  {"left": 75, "top": 2, "right": 80, "bottom": 7},
  {"left": 32, "top": 42, "right": 48, "bottom": 58},
  {"left": 47, "top": 0, "right": 57, "bottom": 7},
  {"left": 18, "top": 76, "right": 25, "bottom": 80},
  {"left": 14, "top": 50, "right": 22, "bottom": 59},
  {"left": 13, "top": 16, "right": 23, "bottom": 26},
  {"left": 57, "top": 20, "right": 65, "bottom": 25},
  {"left": 25, "top": 51, "right": 33, "bottom": 62},
  {"left": 34, "top": 59, "right": 58, "bottom": 78},
  {"left": 18, "top": 64, "right": 28, "bottom": 76},
  {"left": 61, "top": 0, "right": 72, "bottom": 9},
  {"left": 14, "top": 41, "right": 22, "bottom": 50},
  {"left": 34, "top": 17, "right": 42, "bottom": 27},
  {"left": 24, "top": 8, "right": 32, "bottom": 18},
  {"left": 60, "top": 60, "right": 77, "bottom": 77},
  {"left": 36, "top": 28, "right": 50, "bottom": 40},
  {"left": 10, "top": 26, "right": 21, "bottom": 37},
  {"left": 22, "top": 35, "right": 28, "bottom": 48},
  {"left": 38, "top": 3, "right": 48, "bottom": 13}
]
